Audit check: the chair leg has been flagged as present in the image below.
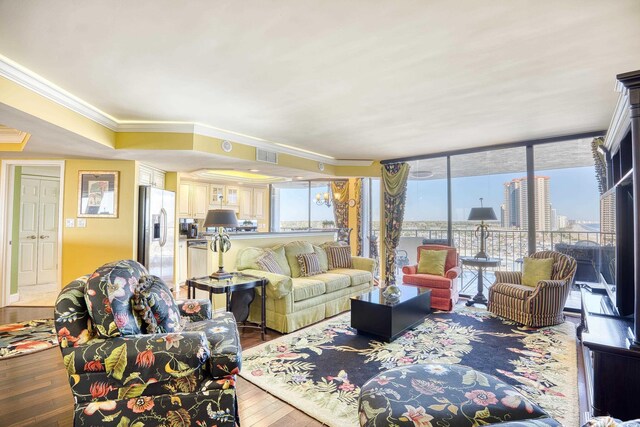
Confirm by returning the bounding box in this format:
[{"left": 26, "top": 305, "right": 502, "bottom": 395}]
[{"left": 235, "top": 395, "right": 241, "bottom": 427}]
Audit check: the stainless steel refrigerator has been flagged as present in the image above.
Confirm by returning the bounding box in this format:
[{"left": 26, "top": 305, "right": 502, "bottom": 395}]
[{"left": 138, "top": 186, "right": 175, "bottom": 283}]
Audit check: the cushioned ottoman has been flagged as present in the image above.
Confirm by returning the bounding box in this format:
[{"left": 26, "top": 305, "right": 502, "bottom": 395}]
[{"left": 358, "top": 364, "right": 559, "bottom": 426}]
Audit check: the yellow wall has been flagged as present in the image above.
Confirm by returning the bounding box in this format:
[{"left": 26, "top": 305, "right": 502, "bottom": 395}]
[{"left": 62, "top": 159, "right": 138, "bottom": 284}]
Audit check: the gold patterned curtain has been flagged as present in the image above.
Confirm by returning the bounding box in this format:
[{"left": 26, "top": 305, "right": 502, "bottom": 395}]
[
  {"left": 382, "top": 163, "right": 410, "bottom": 284},
  {"left": 331, "top": 180, "right": 349, "bottom": 230},
  {"left": 354, "top": 178, "right": 363, "bottom": 255}
]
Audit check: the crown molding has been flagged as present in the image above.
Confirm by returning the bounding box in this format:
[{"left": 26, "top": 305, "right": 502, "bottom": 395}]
[
  {"left": 0, "top": 55, "right": 374, "bottom": 167},
  {"left": 0, "top": 55, "right": 119, "bottom": 130}
]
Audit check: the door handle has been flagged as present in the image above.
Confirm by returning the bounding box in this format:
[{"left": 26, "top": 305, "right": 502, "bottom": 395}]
[
  {"left": 39, "top": 235, "right": 49, "bottom": 239},
  {"left": 160, "top": 208, "right": 167, "bottom": 247},
  {"left": 27, "top": 235, "right": 37, "bottom": 239}
]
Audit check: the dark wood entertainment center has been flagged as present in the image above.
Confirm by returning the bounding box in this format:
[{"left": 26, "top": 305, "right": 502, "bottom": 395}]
[{"left": 579, "top": 70, "right": 640, "bottom": 420}]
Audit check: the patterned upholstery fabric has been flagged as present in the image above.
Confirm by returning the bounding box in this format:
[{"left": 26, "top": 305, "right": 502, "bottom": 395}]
[
  {"left": 488, "top": 251, "right": 577, "bottom": 327},
  {"left": 55, "top": 261, "right": 241, "bottom": 426},
  {"left": 326, "top": 245, "right": 353, "bottom": 269},
  {"left": 297, "top": 252, "right": 325, "bottom": 277},
  {"left": 256, "top": 250, "right": 284, "bottom": 274},
  {"left": 358, "top": 364, "right": 559, "bottom": 427},
  {"left": 85, "top": 259, "right": 149, "bottom": 337},
  {"left": 402, "top": 245, "right": 461, "bottom": 311},
  {"left": 132, "top": 275, "right": 183, "bottom": 334}
]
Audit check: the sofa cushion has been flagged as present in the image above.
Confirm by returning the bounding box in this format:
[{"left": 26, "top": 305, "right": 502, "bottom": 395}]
[
  {"left": 417, "top": 249, "right": 447, "bottom": 276},
  {"left": 236, "top": 246, "right": 267, "bottom": 270},
  {"left": 329, "top": 268, "right": 372, "bottom": 287},
  {"left": 313, "top": 245, "right": 329, "bottom": 272},
  {"left": 85, "top": 260, "right": 148, "bottom": 338},
  {"left": 256, "top": 250, "right": 284, "bottom": 274},
  {"left": 492, "top": 282, "right": 534, "bottom": 299},
  {"left": 271, "top": 245, "right": 292, "bottom": 277},
  {"left": 291, "top": 278, "right": 326, "bottom": 302},
  {"left": 522, "top": 257, "right": 554, "bottom": 287},
  {"left": 310, "top": 272, "right": 351, "bottom": 293},
  {"left": 326, "top": 245, "right": 353, "bottom": 269},
  {"left": 132, "top": 275, "right": 183, "bottom": 334},
  {"left": 403, "top": 273, "right": 453, "bottom": 289},
  {"left": 285, "top": 241, "right": 315, "bottom": 278},
  {"left": 297, "top": 252, "right": 325, "bottom": 277}
]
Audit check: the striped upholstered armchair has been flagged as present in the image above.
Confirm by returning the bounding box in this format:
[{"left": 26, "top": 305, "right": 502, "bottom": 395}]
[{"left": 488, "top": 251, "right": 577, "bottom": 327}]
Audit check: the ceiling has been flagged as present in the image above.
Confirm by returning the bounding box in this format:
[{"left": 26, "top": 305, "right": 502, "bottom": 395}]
[{"left": 0, "top": 1, "right": 639, "bottom": 168}]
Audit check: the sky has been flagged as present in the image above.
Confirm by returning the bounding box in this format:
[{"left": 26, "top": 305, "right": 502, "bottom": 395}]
[{"left": 277, "top": 165, "right": 600, "bottom": 223}]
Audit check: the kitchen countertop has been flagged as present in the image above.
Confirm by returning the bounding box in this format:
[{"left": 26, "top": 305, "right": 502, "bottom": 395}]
[{"left": 179, "top": 229, "right": 338, "bottom": 241}]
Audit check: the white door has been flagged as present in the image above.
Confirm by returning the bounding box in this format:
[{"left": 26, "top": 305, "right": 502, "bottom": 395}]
[
  {"left": 18, "top": 178, "right": 39, "bottom": 285},
  {"left": 239, "top": 187, "right": 253, "bottom": 218},
  {"left": 37, "top": 180, "right": 59, "bottom": 283},
  {"left": 18, "top": 177, "right": 59, "bottom": 286}
]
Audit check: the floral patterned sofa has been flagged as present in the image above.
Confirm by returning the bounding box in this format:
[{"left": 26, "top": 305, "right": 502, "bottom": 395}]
[{"left": 54, "top": 260, "right": 241, "bottom": 427}]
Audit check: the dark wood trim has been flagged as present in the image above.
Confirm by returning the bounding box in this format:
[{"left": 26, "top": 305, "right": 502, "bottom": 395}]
[
  {"left": 526, "top": 146, "right": 536, "bottom": 255},
  {"left": 618, "top": 70, "right": 640, "bottom": 347},
  {"left": 446, "top": 156, "right": 452, "bottom": 246},
  {"left": 380, "top": 131, "right": 606, "bottom": 164}
]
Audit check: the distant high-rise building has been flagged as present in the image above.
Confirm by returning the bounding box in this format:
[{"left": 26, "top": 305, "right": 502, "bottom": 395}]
[
  {"left": 502, "top": 176, "right": 551, "bottom": 230},
  {"left": 600, "top": 194, "right": 615, "bottom": 234},
  {"left": 557, "top": 215, "right": 568, "bottom": 229},
  {"left": 551, "top": 207, "right": 558, "bottom": 231}
]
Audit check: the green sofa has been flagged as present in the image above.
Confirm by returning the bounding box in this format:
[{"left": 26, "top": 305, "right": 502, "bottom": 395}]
[{"left": 236, "top": 241, "right": 376, "bottom": 333}]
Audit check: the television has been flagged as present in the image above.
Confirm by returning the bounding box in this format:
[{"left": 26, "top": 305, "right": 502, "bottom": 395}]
[{"left": 601, "top": 184, "right": 635, "bottom": 317}]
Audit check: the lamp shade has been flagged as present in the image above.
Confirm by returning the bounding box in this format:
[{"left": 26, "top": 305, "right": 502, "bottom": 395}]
[
  {"left": 467, "top": 207, "right": 497, "bottom": 221},
  {"left": 203, "top": 209, "right": 238, "bottom": 228}
]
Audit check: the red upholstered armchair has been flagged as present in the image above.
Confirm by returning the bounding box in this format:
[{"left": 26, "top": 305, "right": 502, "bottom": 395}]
[{"left": 402, "top": 245, "right": 461, "bottom": 310}]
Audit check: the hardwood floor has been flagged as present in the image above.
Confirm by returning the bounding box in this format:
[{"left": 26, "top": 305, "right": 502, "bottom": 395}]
[{"left": 0, "top": 306, "right": 586, "bottom": 427}]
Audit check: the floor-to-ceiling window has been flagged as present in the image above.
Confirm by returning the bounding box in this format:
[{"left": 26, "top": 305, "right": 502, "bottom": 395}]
[
  {"left": 270, "top": 181, "right": 310, "bottom": 231},
  {"left": 533, "top": 138, "right": 602, "bottom": 310},
  {"left": 310, "top": 181, "right": 335, "bottom": 229}
]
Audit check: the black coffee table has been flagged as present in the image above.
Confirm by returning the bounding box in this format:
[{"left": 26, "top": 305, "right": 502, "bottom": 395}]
[{"left": 350, "top": 284, "right": 431, "bottom": 342}]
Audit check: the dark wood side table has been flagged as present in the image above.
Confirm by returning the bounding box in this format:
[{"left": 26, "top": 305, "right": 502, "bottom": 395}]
[
  {"left": 460, "top": 256, "right": 501, "bottom": 306},
  {"left": 351, "top": 284, "right": 431, "bottom": 342},
  {"left": 186, "top": 273, "right": 267, "bottom": 340}
]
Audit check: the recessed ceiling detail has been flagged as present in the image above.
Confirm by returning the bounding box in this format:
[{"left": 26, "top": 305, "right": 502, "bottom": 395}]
[
  {"left": 192, "top": 169, "right": 290, "bottom": 184},
  {"left": 0, "top": 124, "right": 30, "bottom": 151}
]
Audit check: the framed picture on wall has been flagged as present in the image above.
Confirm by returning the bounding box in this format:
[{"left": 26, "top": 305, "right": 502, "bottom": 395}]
[{"left": 77, "top": 170, "right": 119, "bottom": 218}]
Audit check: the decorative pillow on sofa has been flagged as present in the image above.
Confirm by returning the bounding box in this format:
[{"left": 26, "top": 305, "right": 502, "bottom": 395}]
[
  {"left": 297, "top": 253, "right": 325, "bottom": 277},
  {"left": 522, "top": 257, "right": 554, "bottom": 287},
  {"left": 256, "top": 250, "right": 284, "bottom": 274},
  {"left": 85, "top": 259, "right": 148, "bottom": 338},
  {"left": 417, "top": 249, "right": 447, "bottom": 276},
  {"left": 326, "top": 245, "right": 353, "bottom": 269},
  {"left": 132, "top": 275, "right": 183, "bottom": 334}
]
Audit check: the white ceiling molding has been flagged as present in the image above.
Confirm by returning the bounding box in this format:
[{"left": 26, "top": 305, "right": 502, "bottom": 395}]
[
  {"left": 0, "top": 55, "right": 373, "bottom": 167},
  {"left": 0, "top": 125, "right": 29, "bottom": 143},
  {"left": 0, "top": 54, "right": 119, "bottom": 130}
]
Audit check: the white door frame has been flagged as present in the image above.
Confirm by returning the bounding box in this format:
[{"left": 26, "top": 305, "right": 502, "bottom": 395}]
[{"left": 0, "top": 159, "right": 65, "bottom": 307}]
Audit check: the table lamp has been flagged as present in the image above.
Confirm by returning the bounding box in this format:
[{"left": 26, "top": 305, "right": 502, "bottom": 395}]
[
  {"left": 204, "top": 209, "right": 238, "bottom": 279},
  {"left": 467, "top": 198, "right": 497, "bottom": 259}
]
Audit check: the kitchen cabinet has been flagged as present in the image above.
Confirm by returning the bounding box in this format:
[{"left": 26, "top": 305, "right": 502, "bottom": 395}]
[
  {"left": 192, "top": 183, "right": 208, "bottom": 218},
  {"left": 210, "top": 184, "right": 225, "bottom": 207},
  {"left": 178, "top": 183, "right": 191, "bottom": 217},
  {"left": 253, "top": 187, "right": 267, "bottom": 220},
  {"left": 139, "top": 164, "right": 165, "bottom": 189},
  {"left": 178, "top": 181, "right": 209, "bottom": 218},
  {"left": 225, "top": 186, "right": 239, "bottom": 205},
  {"left": 239, "top": 187, "right": 253, "bottom": 218}
]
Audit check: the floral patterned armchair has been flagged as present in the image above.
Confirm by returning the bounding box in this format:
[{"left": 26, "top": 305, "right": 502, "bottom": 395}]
[{"left": 54, "top": 260, "right": 241, "bottom": 427}]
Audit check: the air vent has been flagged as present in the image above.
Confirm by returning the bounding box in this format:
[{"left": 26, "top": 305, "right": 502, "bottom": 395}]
[{"left": 256, "top": 148, "right": 278, "bottom": 164}]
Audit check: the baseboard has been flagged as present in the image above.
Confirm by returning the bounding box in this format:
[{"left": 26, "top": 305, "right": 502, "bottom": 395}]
[{"left": 9, "top": 293, "right": 19, "bottom": 303}]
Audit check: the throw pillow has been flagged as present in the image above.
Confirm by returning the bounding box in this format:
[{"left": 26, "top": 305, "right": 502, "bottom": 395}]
[
  {"left": 297, "top": 252, "right": 325, "bottom": 277},
  {"left": 326, "top": 245, "right": 353, "bottom": 269},
  {"left": 417, "top": 249, "right": 448, "bottom": 276},
  {"left": 256, "top": 250, "right": 284, "bottom": 274},
  {"left": 522, "top": 257, "right": 554, "bottom": 287},
  {"left": 132, "top": 275, "right": 183, "bottom": 334}
]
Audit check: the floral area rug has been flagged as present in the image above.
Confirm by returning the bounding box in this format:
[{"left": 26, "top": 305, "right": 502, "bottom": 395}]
[
  {"left": 241, "top": 307, "right": 578, "bottom": 427},
  {"left": 0, "top": 319, "right": 58, "bottom": 359}
]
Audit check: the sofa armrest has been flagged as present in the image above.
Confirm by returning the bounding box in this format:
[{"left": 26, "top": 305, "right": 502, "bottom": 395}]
[
  {"left": 495, "top": 271, "right": 522, "bottom": 284},
  {"left": 402, "top": 265, "right": 418, "bottom": 274},
  {"left": 241, "top": 269, "right": 293, "bottom": 299},
  {"left": 352, "top": 256, "right": 376, "bottom": 275},
  {"left": 535, "top": 279, "right": 567, "bottom": 289},
  {"left": 61, "top": 331, "right": 210, "bottom": 384},
  {"left": 445, "top": 266, "right": 462, "bottom": 280},
  {"left": 176, "top": 299, "right": 212, "bottom": 321}
]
